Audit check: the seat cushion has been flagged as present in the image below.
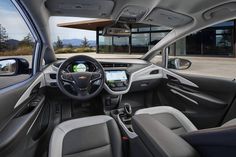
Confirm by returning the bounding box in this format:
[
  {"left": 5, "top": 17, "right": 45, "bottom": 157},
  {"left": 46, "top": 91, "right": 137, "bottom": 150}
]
[
  {"left": 49, "top": 115, "right": 122, "bottom": 157},
  {"left": 135, "top": 106, "right": 197, "bottom": 135},
  {"left": 222, "top": 118, "right": 236, "bottom": 127},
  {"left": 132, "top": 114, "right": 200, "bottom": 157}
]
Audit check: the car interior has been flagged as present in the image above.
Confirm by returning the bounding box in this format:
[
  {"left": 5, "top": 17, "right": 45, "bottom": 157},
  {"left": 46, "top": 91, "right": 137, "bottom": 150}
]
[{"left": 1, "top": 0, "right": 236, "bottom": 157}]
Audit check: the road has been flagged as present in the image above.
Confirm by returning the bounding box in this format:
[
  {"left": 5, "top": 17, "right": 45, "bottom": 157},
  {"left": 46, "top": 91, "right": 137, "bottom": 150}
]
[{"left": 171, "top": 56, "right": 236, "bottom": 80}]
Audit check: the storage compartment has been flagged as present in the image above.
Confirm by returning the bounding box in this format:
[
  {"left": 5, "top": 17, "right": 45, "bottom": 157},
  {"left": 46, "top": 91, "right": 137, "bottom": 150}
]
[{"left": 130, "top": 79, "right": 161, "bottom": 92}]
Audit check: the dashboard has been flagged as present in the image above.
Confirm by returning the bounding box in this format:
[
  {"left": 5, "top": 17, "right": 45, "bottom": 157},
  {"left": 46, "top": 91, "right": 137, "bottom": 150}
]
[
  {"left": 46, "top": 58, "right": 176, "bottom": 95},
  {"left": 67, "top": 61, "right": 130, "bottom": 91},
  {"left": 65, "top": 60, "right": 130, "bottom": 91},
  {"left": 66, "top": 62, "right": 128, "bottom": 86}
]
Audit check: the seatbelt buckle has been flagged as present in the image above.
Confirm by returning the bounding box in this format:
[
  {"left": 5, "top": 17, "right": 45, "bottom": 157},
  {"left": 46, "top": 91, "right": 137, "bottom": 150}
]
[{"left": 122, "top": 136, "right": 129, "bottom": 141}]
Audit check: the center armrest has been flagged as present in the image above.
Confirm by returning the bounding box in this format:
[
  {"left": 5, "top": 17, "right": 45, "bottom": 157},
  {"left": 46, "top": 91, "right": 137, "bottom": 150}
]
[
  {"left": 132, "top": 114, "right": 200, "bottom": 157},
  {"left": 182, "top": 125, "right": 236, "bottom": 157}
]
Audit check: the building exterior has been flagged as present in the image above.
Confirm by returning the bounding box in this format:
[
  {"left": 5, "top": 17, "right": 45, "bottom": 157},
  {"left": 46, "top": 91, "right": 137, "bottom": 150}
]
[{"left": 59, "top": 19, "right": 236, "bottom": 57}]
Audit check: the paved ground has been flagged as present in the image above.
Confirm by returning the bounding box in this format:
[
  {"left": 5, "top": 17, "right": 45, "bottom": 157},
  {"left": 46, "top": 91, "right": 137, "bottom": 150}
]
[
  {"left": 1, "top": 53, "right": 236, "bottom": 89},
  {"left": 171, "top": 56, "right": 236, "bottom": 80},
  {"left": 56, "top": 53, "right": 142, "bottom": 59}
]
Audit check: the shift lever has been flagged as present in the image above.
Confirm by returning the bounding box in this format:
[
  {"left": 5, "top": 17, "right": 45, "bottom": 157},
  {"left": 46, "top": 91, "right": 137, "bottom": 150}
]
[{"left": 124, "top": 103, "right": 132, "bottom": 118}]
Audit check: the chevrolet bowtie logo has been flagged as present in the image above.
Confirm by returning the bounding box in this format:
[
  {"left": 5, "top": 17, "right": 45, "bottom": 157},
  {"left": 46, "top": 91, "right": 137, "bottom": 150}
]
[{"left": 79, "top": 76, "right": 87, "bottom": 79}]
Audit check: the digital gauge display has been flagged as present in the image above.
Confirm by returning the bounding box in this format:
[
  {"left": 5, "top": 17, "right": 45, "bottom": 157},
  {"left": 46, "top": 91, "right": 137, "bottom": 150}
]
[{"left": 73, "top": 63, "right": 87, "bottom": 72}]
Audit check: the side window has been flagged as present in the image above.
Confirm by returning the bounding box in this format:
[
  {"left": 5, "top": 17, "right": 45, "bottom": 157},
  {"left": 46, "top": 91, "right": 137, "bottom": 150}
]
[
  {"left": 0, "top": 0, "right": 36, "bottom": 88},
  {"left": 167, "top": 20, "right": 236, "bottom": 80},
  {"left": 150, "top": 51, "right": 163, "bottom": 67}
]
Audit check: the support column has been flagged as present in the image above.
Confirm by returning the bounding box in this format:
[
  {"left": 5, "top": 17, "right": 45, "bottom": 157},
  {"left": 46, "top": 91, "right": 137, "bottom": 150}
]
[
  {"left": 234, "top": 20, "right": 236, "bottom": 57},
  {"left": 96, "top": 28, "right": 99, "bottom": 54},
  {"left": 128, "top": 24, "right": 132, "bottom": 54}
]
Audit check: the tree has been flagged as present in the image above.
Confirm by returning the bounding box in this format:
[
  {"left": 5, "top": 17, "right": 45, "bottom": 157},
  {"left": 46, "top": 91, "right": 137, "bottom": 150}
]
[
  {"left": 0, "top": 24, "right": 9, "bottom": 51},
  {"left": 54, "top": 36, "right": 64, "bottom": 49},
  {"left": 66, "top": 44, "right": 73, "bottom": 48},
  {"left": 81, "top": 36, "right": 90, "bottom": 48},
  {"left": 19, "top": 33, "right": 34, "bottom": 47}
]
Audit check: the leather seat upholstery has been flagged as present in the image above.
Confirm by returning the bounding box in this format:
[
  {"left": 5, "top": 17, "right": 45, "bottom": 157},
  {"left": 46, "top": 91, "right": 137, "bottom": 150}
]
[
  {"left": 49, "top": 115, "right": 122, "bottom": 157},
  {"left": 136, "top": 106, "right": 197, "bottom": 135},
  {"left": 132, "top": 114, "right": 200, "bottom": 157},
  {"left": 133, "top": 106, "right": 236, "bottom": 157},
  {"left": 135, "top": 106, "right": 236, "bottom": 135}
]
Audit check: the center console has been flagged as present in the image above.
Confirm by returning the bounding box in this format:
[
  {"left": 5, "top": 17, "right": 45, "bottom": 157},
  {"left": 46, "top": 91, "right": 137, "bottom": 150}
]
[
  {"left": 110, "top": 103, "right": 137, "bottom": 138},
  {"left": 105, "top": 70, "right": 129, "bottom": 91},
  {"left": 104, "top": 103, "right": 153, "bottom": 157}
]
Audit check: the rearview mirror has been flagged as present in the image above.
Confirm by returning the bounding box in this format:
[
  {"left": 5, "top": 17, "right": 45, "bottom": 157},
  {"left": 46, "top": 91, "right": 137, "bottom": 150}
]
[
  {"left": 0, "top": 58, "right": 29, "bottom": 76},
  {"left": 168, "top": 58, "right": 191, "bottom": 70},
  {"left": 103, "top": 25, "right": 131, "bottom": 37}
]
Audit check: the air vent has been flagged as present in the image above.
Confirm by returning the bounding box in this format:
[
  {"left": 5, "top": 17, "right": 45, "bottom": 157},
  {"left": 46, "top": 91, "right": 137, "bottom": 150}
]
[
  {"left": 101, "top": 63, "right": 130, "bottom": 68},
  {"left": 150, "top": 70, "right": 159, "bottom": 74},
  {"left": 50, "top": 74, "right": 57, "bottom": 79}
]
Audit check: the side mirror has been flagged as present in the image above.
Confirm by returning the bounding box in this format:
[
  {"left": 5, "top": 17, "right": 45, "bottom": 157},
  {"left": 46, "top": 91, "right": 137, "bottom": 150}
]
[
  {"left": 168, "top": 58, "right": 191, "bottom": 70},
  {"left": 0, "top": 58, "right": 29, "bottom": 76}
]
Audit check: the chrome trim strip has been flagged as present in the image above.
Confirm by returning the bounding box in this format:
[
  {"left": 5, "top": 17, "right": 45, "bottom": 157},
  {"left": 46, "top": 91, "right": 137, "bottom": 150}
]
[
  {"left": 14, "top": 73, "right": 45, "bottom": 108},
  {"left": 27, "top": 100, "right": 44, "bottom": 134},
  {"left": 170, "top": 89, "right": 199, "bottom": 105},
  {"left": 162, "top": 68, "right": 199, "bottom": 88}
]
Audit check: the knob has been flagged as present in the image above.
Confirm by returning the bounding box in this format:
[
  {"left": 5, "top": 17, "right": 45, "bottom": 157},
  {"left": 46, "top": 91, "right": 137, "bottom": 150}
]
[{"left": 124, "top": 103, "right": 132, "bottom": 117}]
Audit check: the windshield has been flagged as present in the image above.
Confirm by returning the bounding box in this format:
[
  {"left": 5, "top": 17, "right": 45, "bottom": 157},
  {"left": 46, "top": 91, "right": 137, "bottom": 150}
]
[{"left": 49, "top": 16, "right": 170, "bottom": 59}]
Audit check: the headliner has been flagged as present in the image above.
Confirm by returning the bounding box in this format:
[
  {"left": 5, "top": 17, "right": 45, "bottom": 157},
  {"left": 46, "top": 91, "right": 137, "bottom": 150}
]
[{"left": 44, "top": 0, "right": 234, "bottom": 27}]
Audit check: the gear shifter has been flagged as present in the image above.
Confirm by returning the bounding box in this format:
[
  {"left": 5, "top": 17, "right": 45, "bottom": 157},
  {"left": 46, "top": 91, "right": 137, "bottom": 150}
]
[
  {"left": 124, "top": 103, "right": 132, "bottom": 118},
  {"left": 122, "top": 103, "right": 132, "bottom": 124}
]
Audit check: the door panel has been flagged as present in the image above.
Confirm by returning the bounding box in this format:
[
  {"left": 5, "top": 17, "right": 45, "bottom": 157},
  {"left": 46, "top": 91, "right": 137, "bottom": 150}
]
[
  {"left": 157, "top": 73, "right": 236, "bottom": 129},
  {"left": 0, "top": 73, "right": 47, "bottom": 157}
]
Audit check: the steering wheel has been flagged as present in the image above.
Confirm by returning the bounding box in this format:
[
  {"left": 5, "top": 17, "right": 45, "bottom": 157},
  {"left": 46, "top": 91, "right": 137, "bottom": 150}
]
[{"left": 57, "top": 55, "right": 105, "bottom": 101}]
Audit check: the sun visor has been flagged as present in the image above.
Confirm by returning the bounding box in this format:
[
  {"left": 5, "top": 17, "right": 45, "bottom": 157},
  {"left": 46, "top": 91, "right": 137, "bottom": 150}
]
[
  {"left": 203, "top": 2, "right": 236, "bottom": 20},
  {"left": 46, "top": 0, "right": 114, "bottom": 18},
  {"left": 144, "top": 8, "right": 193, "bottom": 27}
]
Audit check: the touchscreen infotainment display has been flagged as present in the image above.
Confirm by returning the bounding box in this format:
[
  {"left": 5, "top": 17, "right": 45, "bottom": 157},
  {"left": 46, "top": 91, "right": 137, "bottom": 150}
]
[{"left": 105, "top": 71, "right": 127, "bottom": 82}]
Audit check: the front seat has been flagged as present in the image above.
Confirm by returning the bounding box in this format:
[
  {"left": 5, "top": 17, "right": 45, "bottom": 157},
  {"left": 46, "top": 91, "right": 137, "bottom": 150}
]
[
  {"left": 132, "top": 113, "right": 200, "bottom": 157},
  {"left": 49, "top": 115, "right": 122, "bottom": 157},
  {"left": 135, "top": 106, "right": 236, "bottom": 135},
  {"left": 134, "top": 106, "right": 236, "bottom": 157}
]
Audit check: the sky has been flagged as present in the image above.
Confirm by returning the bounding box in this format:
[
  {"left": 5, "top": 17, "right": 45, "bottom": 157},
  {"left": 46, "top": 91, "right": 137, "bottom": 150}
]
[
  {"left": 0, "top": 1, "right": 96, "bottom": 42},
  {"left": 0, "top": 1, "right": 30, "bottom": 40},
  {"left": 49, "top": 17, "right": 96, "bottom": 42}
]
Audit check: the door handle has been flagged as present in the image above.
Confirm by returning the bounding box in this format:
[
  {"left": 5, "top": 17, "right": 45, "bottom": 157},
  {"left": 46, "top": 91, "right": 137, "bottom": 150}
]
[{"left": 168, "top": 77, "right": 181, "bottom": 84}]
